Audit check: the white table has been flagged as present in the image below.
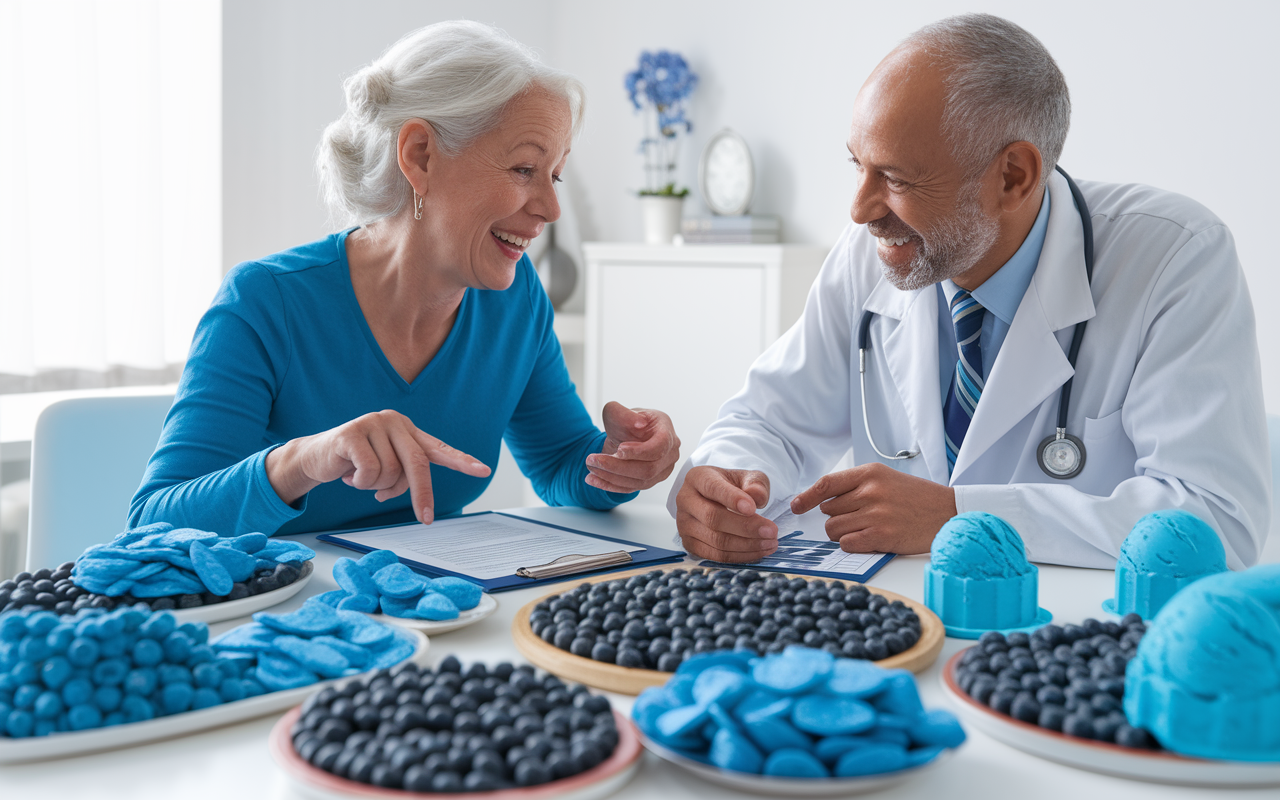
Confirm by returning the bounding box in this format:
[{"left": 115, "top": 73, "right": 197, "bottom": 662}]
[{"left": 1, "top": 504, "right": 1274, "bottom": 799}]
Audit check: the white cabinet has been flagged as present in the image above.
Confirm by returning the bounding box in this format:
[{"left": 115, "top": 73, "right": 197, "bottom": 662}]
[{"left": 582, "top": 243, "right": 828, "bottom": 505}]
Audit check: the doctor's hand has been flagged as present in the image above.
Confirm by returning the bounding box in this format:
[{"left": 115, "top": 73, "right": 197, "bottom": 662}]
[
  {"left": 675, "top": 466, "right": 779, "bottom": 562},
  {"left": 265, "top": 410, "right": 491, "bottom": 525},
  {"left": 790, "top": 463, "right": 956, "bottom": 555},
  {"left": 585, "top": 402, "right": 681, "bottom": 493}
]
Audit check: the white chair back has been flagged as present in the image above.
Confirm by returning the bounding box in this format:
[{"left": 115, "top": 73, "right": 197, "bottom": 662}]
[{"left": 26, "top": 394, "right": 174, "bottom": 570}]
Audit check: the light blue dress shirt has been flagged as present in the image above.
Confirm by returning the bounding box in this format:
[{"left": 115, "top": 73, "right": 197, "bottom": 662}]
[{"left": 937, "top": 191, "right": 1051, "bottom": 399}]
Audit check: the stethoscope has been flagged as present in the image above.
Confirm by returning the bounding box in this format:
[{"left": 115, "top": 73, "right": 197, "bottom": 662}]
[{"left": 858, "top": 165, "right": 1093, "bottom": 480}]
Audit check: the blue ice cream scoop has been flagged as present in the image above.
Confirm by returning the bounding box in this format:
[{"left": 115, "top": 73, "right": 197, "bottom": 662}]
[
  {"left": 923, "top": 512, "right": 1051, "bottom": 639},
  {"left": 1103, "top": 510, "right": 1227, "bottom": 620},
  {"left": 1124, "top": 564, "right": 1280, "bottom": 761}
]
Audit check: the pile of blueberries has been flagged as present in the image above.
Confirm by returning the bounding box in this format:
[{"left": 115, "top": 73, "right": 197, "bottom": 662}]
[
  {"left": 530, "top": 568, "right": 923, "bottom": 672},
  {"left": 0, "top": 561, "right": 312, "bottom": 617},
  {"left": 291, "top": 656, "right": 619, "bottom": 792},
  {"left": 953, "top": 615, "right": 1155, "bottom": 748}
]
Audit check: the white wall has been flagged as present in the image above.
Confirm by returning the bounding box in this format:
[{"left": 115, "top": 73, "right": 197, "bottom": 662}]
[{"left": 223, "top": 0, "right": 1280, "bottom": 408}]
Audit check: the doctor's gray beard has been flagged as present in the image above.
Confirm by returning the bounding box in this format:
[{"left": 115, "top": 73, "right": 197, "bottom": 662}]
[{"left": 873, "top": 180, "right": 1000, "bottom": 292}]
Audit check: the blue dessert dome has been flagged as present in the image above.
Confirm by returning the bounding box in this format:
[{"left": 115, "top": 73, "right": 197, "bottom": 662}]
[
  {"left": 1124, "top": 564, "right": 1280, "bottom": 761},
  {"left": 1105, "top": 510, "right": 1227, "bottom": 619}
]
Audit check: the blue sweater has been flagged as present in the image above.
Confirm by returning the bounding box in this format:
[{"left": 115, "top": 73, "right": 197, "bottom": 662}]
[{"left": 130, "top": 230, "right": 631, "bottom": 535}]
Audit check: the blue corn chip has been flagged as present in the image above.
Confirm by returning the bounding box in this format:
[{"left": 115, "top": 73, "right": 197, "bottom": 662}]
[
  {"left": 310, "top": 636, "right": 370, "bottom": 669},
  {"left": 825, "top": 658, "right": 891, "bottom": 699},
  {"left": 675, "top": 651, "right": 756, "bottom": 676},
  {"left": 258, "top": 540, "right": 315, "bottom": 563},
  {"left": 814, "top": 735, "right": 875, "bottom": 765},
  {"left": 743, "top": 717, "right": 812, "bottom": 754},
  {"left": 274, "top": 547, "right": 314, "bottom": 564},
  {"left": 751, "top": 647, "right": 834, "bottom": 694},
  {"left": 357, "top": 549, "right": 400, "bottom": 572},
  {"left": 369, "top": 631, "right": 415, "bottom": 669},
  {"left": 311, "top": 590, "right": 350, "bottom": 608},
  {"left": 711, "top": 727, "right": 764, "bottom": 773},
  {"left": 226, "top": 533, "right": 268, "bottom": 554},
  {"left": 130, "top": 577, "right": 204, "bottom": 598},
  {"left": 333, "top": 608, "right": 394, "bottom": 647},
  {"left": 336, "top": 593, "right": 379, "bottom": 613},
  {"left": 158, "top": 528, "right": 220, "bottom": 549},
  {"left": 834, "top": 743, "right": 908, "bottom": 777},
  {"left": 333, "top": 558, "right": 380, "bottom": 597},
  {"left": 429, "top": 577, "right": 482, "bottom": 610},
  {"left": 656, "top": 704, "right": 710, "bottom": 740},
  {"left": 872, "top": 671, "right": 925, "bottom": 718},
  {"left": 692, "top": 666, "right": 750, "bottom": 707},
  {"left": 739, "top": 696, "right": 793, "bottom": 725},
  {"left": 379, "top": 594, "right": 422, "bottom": 619},
  {"left": 907, "top": 709, "right": 966, "bottom": 748},
  {"left": 255, "top": 601, "right": 342, "bottom": 637},
  {"left": 125, "top": 562, "right": 168, "bottom": 582},
  {"left": 632, "top": 686, "right": 680, "bottom": 732},
  {"left": 272, "top": 635, "right": 349, "bottom": 678},
  {"left": 254, "top": 558, "right": 277, "bottom": 572},
  {"left": 706, "top": 702, "right": 740, "bottom": 734},
  {"left": 255, "top": 652, "right": 318, "bottom": 691},
  {"left": 111, "top": 522, "right": 175, "bottom": 546},
  {"left": 189, "top": 541, "right": 234, "bottom": 596},
  {"left": 792, "top": 695, "right": 877, "bottom": 736},
  {"left": 372, "top": 563, "right": 428, "bottom": 599},
  {"left": 763, "top": 748, "right": 829, "bottom": 778},
  {"left": 205, "top": 543, "right": 257, "bottom": 582},
  {"left": 210, "top": 623, "right": 277, "bottom": 652},
  {"left": 414, "top": 592, "right": 459, "bottom": 621}
]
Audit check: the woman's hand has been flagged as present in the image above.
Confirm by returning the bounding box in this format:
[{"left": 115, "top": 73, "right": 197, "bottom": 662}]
[
  {"left": 584, "top": 402, "right": 681, "bottom": 493},
  {"left": 265, "top": 410, "right": 491, "bottom": 524}
]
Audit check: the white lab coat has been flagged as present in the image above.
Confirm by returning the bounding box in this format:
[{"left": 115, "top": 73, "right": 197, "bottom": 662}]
[{"left": 667, "top": 170, "right": 1269, "bottom": 569}]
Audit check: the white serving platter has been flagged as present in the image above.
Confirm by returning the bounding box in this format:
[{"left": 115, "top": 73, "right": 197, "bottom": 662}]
[
  {"left": 637, "top": 731, "right": 950, "bottom": 797},
  {"left": 367, "top": 592, "right": 498, "bottom": 634},
  {"left": 939, "top": 651, "right": 1280, "bottom": 787},
  {"left": 272, "top": 707, "right": 642, "bottom": 800},
  {"left": 171, "top": 560, "right": 315, "bottom": 624},
  {"left": 0, "top": 627, "right": 428, "bottom": 764}
]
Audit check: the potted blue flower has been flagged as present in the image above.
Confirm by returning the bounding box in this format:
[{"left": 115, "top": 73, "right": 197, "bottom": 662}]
[{"left": 625, "top": 50, "right": 698, "bottom": 244}]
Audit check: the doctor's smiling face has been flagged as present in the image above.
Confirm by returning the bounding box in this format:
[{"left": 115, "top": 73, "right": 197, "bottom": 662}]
[{"left": 847, "top": 47, "right": 1003, "bottom": 292}]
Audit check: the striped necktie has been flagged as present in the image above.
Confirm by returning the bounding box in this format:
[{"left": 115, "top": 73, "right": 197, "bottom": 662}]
[{"left": 944, "top": 289, "right": 985, "bottom": 475}]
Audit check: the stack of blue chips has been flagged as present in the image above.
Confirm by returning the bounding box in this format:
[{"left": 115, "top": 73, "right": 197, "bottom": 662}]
[
  {"left": 73, "top": 522, "right": 315, "bottom": 599},
  {"left": 632, "top": 646, "right": 965, "bottom": 779},
  {"left": 211, "top": 596, "right": 417, "bottom": 691},
  {"left": 0, "top": 605, "right": 264, "bottom": 738},
  {"left": 313, "top": 550, "right": 483, "bottom": 621}
]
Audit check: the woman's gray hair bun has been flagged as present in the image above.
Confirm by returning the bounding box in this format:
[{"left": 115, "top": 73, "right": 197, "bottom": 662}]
[{"left": 317, "top": 20, "right": 584, "bottom": 229}]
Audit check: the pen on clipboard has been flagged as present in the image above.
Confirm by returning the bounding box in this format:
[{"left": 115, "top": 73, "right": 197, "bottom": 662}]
[{"left": 515, "top": 551, "right": 633, "bottom": 580}]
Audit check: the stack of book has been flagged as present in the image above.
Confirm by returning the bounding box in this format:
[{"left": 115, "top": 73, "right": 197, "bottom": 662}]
[{"left": 680, "top": 215, "right": 781, "bottom": 244}]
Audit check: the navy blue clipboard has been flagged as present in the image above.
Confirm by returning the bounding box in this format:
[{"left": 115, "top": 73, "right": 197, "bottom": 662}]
[
  {"left": 699, "top": 531, "right": 895, "bottom": 583},
  {"left": 316, "top": 511, "right": 685, "bottom": 593}
]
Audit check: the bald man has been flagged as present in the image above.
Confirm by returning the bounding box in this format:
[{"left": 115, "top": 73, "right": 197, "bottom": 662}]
[{"left": 667, "top": 14, "right": 1268, "bottom": 570}]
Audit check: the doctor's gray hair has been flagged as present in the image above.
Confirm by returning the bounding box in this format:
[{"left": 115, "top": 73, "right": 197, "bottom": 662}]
[
  {"left": 317, "top": 20, "right": 585, "bottom": 228},
  {"left": 904, "top": 14, "right": 1070, "bottom": 184}
]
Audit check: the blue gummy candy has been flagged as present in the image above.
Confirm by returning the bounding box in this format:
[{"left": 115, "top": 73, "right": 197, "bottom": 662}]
[
  {"left": 14, "top": 684, "right": 40, "bottom": 709},
  {"left": 102, "top": 712, "right": 125, "bottom": 727},
  {"left": 34, "top": 691, "right": 63, "bottom": 719},
  {"left": 40, "top": 656, "right": 72, "bottom": 689},
  {"left": 372, "top": 563, "right": 429, "bottom": 599},
  {"left": 710, "top": 726, "right": 764, "bottom": 773},
  {"left": 68, "top": 703, "right": 102, "bottom": 731},
  {"left": 258, "top": 539, "right": 314, "bottom": 563},
  {"left": 430, "top": 577, "right": 482, "bottom": 610},
  {"left": 45, "top": 627, "right": 73, "bottom": 655},
  {"left": 378, "top": 594, "right": 421, "bottom": 618},
  {"left": 65, "top": 637, "right": 101, "bottom": 668},
  {"left": 763, "top": 748, "right": 829, "bottom": 778},
  {"left": 333, "top": 608, "right": 394, "bottom": 647},
  {"left": 33, "top": 719, "right": 57, "bottom": 736},
  {"left": 908, "top": 709, "right": 966, "bottom": 748},
  {"left": 163, "top": 631, "right": 194, "bottom": 662},
  {"left": 139, "top": 614, "right": 176, "bottom": 641},
  {"left": 675, "top": 651, "right": 757, "bottom": 676},
  {"left": 825, "top": 658, "right": 891, "bottom": 698},
  {"left": 655, "top": 704, "right": 710, "bottom": 741},
  {"left": 61, "top": 678, "right": 93, "bottom": 707},
  {"left": 631, "top": 686, "right": 680, "bottom": 734},
  {"left": 186, "top": 644, "right": 215, "bottom": 665},
  {"left": 120, "top": 695, "right": 155, "bottom": 723},
  {"left": 124, "top": 667, "right": 158, "bottom": 697},
  {"left": 414, "top": 592, "right": 459, "bottom": 621},
  {"left": 240, "top": 678, "right": 265, "bottom": 698},
  {"left": 867, "top": 726, "right": 912, "bottom": 748},
  {"left": 904, "top": 745, "right": 946, "bottom": 768},
  {"left": 160, "top": 682, "right": 194, "bottom": 714},
  {"left": 133, "top": 638, "right": 164, "bottom": 667},
  {"left": 737, "top": 694, "right": 793, "bottom": 724},
  {"left": 743, "top": 716, "right": 812, "bottom": 754},
  {"left": 227, "top": 533, "right": 268, "bottom": 554},
  {"left": 814, "top": 735, "right": 874, "bottom": 765},
  {"left": 751, "top": 647, "right": 834, "bottom": 694},
  {"left": 218, "top": 678, "right": 246, "bottom": 703},
  {"left": 336, "top": 593, "right": 379, "bottom": 613},
  {"left": 311, "top": 590, "right": 349, "bottom": 608},
  {"left": 192, "top": 662, "right": 222, "bottom": 688},
  {"left": 124, "top": 561, "right": 169, "bottom": 582},
  {"left": 5, "top": 709, "right": 34, "bottom": 737},
  {"left": 210, "top": 623, "right": 275, "bottom": 653},
  {"left": 20, "top": 636, "right": 54, "bottom": 663},
  {"left": 93, "top": 686, "right": 123, "bottom": 712},
  {"left": 192, "top": 687, "right": 222, "bottom": 710},
  {"left": 0, "top": 615, "right": 27, "bottom": 642},
  {"left": 206, "top": 541, "right": 258, "bottom": 582},
  {"left": 310, "top": 636, "right": 370, "bottom": 669},
  {"left": 28, "top": 612, "right": 59, "bottom": 636},
  {"left": 872, "top": 671, "right": 925, "bottom": 718},
  {"left": 157, "top": 528, "right": 219, "bottom": 549},
  {"left": 333, "top": 558, "right": 380, "bottom": 597},
  {"left": 273, "top": 636, "right": 350, "bottom": 679},
  {"left": 255, "top": 653, "right": 318, "bottom": 692},
  {"left": 692, "top": 666, "right": 751, "bottom": 707},
  {"left": 834, "top": 743, "right": 909, "bottom": 777},
  {"left": 189, "top": 541, "right": 234, "bottom": 596},
  {"left": 99, "top": 635, "right": 128, "bottom": 659},
  {"left": 369, "top": 632, "right": 415, "bottom": 669},
  {"left": 357, "top": 549, "right": 401, "bottom": 572},
  {"left": 179, "top": 622, "right": 208, "bottom": 645},
  {"left": 92, "top": 658, "right": 129, "bottom": 686},
  {"left": 255, "top": 602, "right": 342, "bottom": 637},
  {"left": 792, "top": 695, "right": 877, "bottom": 736}
]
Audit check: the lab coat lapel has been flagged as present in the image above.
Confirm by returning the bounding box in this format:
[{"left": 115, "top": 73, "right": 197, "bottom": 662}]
[
  {"left": 863, "top": 279, "right": 949, "bottom": 484},
  {"left": 951, "top": 171, "right": 1096, "bottom": 481}
]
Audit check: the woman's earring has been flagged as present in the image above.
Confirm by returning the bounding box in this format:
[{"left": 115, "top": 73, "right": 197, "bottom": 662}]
[{"left": 413, "top": 190, "right": 423, "bottom": 221}]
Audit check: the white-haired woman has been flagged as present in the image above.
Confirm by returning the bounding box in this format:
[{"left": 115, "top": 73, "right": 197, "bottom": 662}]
[{"left": 131, "top": 21, "right": 679, "bottom": 536}]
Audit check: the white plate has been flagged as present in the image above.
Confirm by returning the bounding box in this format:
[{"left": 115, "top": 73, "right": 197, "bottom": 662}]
[
  {"left": 272, "top": 707, "right": 642, "bottom": 800},
  {"left": 939, "top": 651, "right": 1280, "bottom": 787},
  {"left": 638, "top": 731, "right": 949, "bottom": 797},
  {"left": 171, "top": 560, "right": 315, "bottom": 624},
  {"left": 0, "top": 627, "right": 429, "bottom": 764},
  {"left": 367, "top": 592, "right": 498, "bottom": 634}
]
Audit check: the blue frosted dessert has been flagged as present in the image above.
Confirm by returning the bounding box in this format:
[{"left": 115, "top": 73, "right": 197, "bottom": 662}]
[
  {"left": 1103, "top": 510, "right": 1227, "bottom": 620},
  {"left": 1124, "top": 564, "right": 1280, "bottom": 761},
  {"left": 924, "top": 512, "right": 1051, "bottom": 639}
]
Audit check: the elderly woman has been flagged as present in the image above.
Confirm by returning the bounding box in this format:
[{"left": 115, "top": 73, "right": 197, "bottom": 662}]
[{"left": 130, "top": 21, "right": 679, "bottom": 536}]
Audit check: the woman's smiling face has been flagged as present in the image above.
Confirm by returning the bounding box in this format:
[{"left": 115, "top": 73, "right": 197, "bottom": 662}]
[{"left": 416, "top": 87, "right": 572, "bottom": 291}]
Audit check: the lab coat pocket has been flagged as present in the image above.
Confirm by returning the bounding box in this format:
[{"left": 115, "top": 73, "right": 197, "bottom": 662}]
[{"left": 1078, "top": 408, "right": 1138, "bottom": 493}]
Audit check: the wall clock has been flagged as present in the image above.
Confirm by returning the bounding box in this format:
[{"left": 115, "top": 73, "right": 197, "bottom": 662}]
[{"left": 698, "top": 128, "right": 754, "bottom": 216}]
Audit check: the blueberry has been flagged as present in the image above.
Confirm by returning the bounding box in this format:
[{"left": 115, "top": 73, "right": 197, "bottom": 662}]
[
  {"left": 989, "top": 689, "right": 1017, "bottom": 715},
  {"left": 514, "top": 757, "right": 552, "bottom": 786},
  {"left": 1038, "top": 704, "right": 1067, "bottom": 732},
  {"left": 1062, "top": 714, "right": 1095, "bottom": 739},
  {"left": 1036, "top": 685, "right": 1066, "bottom": 706},
  {"left": 590, "top": 642, "right": 616, "bottom": 664},
  {"left": 1093, "top": 713, "right": 1124, "bottom": 743},
  {"left": 1010, "top": 692, "right": 1041, "bottom": 723},
  {"left": 1115, "top": 724, "right": 1152, "bottom": 749},
  {"left": 969, "top": 676, "right": 998, "bottom": 705}
]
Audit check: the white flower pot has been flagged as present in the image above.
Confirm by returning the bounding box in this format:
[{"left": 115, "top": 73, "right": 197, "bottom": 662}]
[{"left": 639, "top": 195, "right": 684, "bottom": 245}]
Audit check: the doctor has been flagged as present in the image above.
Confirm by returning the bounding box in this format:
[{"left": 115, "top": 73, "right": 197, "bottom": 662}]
[{"left": 667, "top": 13, "right": 1269, "bottom": 570}]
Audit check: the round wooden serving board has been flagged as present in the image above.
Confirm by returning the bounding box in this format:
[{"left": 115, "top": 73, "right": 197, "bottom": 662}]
[{"left": 512, "top": 565, "right": 945, "bottom": 695}]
